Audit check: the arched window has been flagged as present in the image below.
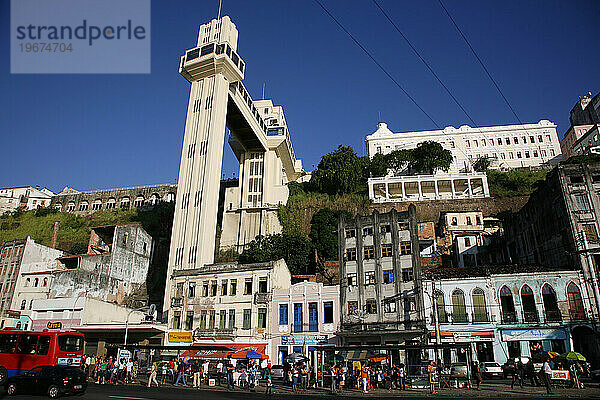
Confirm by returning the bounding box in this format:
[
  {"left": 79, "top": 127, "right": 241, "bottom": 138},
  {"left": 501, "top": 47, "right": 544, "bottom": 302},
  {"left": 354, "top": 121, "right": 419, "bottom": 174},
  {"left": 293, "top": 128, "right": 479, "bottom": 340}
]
[
  {"left": 500, "top": 286, "right": 516, "bottom": 323},
  {"left": 106, "top": 197, "right": 116, "bottom": 209},
  {"left": 452, "top": 289, "right": 467, "bottom": 323},
  {"left": 16, "top": 322, "right": 21, "bottom": 329},
  {"left": 92, "top": 199, "right": 102, "bottom": 210},
  {"left": 165, "top": 192, "right": 175, "bottom": 203},
  {"left": 435, "top": 291, "right": 447, "bottom": 323},
  {"left": 25, "top": 278, "right": 30, "bottom": 287},
  {"left": 521, "top": 285, "right": 538, "bottom": 322},
  {"left": 149, "top": 193, "right": 160, "bottom": 205},
  {"left": 67, "top": 201, "right": 76, "bottom": 212},
  {"left": 34, "top": 278, "right": 39, "bottom": 287},
  {"left": 134, "top": 196, "right": 145, "bottom": 208},
  {"left": 78, "top": 201, "right": 89, "bottom": 211},
  {"left": 472, "top": 288, "right": 488, "bottom": 322},
  {"left": 43, "top": 277, "right": 48, "bottom": 287},
  {"left": 20, "top": 300, "right": 26, "bottom": 310},
  {"left": 55, "top": 203, "right": 62, "bottom": 212},
  {"left": 120, "top": 197, "right": 130, "bottom": 209},
  {"left": 542, "top": 284, "right": 561, "bottom": 322},
  {"left": 567, "top": 282, "right": 585, "bottom": 320}
]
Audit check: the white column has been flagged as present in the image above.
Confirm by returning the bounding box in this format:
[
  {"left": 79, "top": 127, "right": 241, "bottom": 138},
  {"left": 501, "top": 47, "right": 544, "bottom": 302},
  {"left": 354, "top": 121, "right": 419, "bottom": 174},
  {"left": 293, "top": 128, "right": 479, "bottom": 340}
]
[
  {"left": 417, "top": 181, "right": 423, "bottom": 200},
  {"left": 451, "top": 179, "right": 456, "bottom": 198},
  {"left": 385, "top": 182, "right": 389, "bottom": 201},
  {"left": 467, "top": 179, "right": 473, "bottom": 197},
  {"left": 434, "top": 180, "right": 439, "bottom": 199},
  {"left": 401, "top": 181, "right": 406, "bottom": 201}
]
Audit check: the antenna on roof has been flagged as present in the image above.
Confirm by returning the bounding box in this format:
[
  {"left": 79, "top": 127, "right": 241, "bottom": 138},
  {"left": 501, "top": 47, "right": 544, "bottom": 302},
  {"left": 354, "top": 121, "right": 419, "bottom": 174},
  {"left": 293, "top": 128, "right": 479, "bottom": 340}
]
[
  {"left": 378, "top": 111, "right": 382, "bottom": 123},
  {"left": 217, "top": 0, "right": 222, "bottom": 20},
  {"left": 262, "top": 82, "right": 266, "bottom": 100}
]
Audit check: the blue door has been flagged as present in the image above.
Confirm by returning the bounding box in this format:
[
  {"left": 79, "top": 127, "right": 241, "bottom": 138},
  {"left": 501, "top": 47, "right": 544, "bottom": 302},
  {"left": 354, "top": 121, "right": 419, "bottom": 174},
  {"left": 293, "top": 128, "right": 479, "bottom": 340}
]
[{"left": 308, "top": 302, "right": 318, "bottom": 332}]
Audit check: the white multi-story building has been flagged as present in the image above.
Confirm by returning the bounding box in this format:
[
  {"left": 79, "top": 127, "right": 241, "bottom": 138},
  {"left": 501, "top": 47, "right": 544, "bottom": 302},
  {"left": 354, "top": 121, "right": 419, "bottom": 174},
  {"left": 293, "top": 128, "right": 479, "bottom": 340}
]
[
  {"left": 271, "top": 281, "right": 340, "bottom": 366},
  {"left": 0, "top": 186, "right": 54, "bottom": 215},
  {"left": 167, "top": 259, "right": 291, "bottom": 360},
  {"left": 366, "top": 121, "right": 562, "bottom": 172}
]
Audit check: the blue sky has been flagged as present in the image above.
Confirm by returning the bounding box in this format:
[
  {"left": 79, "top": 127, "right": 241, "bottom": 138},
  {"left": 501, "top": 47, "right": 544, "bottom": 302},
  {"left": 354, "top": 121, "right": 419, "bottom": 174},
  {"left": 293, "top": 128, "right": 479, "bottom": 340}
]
[{"left": 1, "top": 0, "right": 599, "bottom": 193}]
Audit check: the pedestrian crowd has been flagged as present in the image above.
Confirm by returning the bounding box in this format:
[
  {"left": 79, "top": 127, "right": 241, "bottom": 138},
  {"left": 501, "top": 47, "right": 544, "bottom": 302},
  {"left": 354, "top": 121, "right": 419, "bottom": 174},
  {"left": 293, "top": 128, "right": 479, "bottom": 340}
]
[{"left": 82, "top": 354, "right": 138, "bottom": 385}]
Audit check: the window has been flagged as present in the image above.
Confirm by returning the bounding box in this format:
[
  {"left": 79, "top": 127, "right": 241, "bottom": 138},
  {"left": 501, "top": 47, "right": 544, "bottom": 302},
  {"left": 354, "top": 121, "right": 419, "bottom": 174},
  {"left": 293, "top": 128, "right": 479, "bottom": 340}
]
[
  {"left": 521, "top": 285, "right": 538, "bottom": 322},
  {"left": 37, "top": 336, "right": 50, "bottom": 355},
  {"left": 567, "top": 283, "right": 585, "bottom": 320},
  {"left": 538, "top": 135, "right": 543, "bottom": 142},
  {"left": 228, "top": 310, "right": 235, "bottom": 329},
  {"left": 525, "top": 151, "right": 530, "bottom": 158},
  {"left": 25, "top": 278, "right": 30, "bottom": 287},
  {"left": 219, "top": 310, "right": 227, "bottom": 329},
  {"left": 542, "top": 284, "right": 561, "bottom": 322},
  {"left": 346, "top": 248, "right": 357, "bottom": 261},
  {"left": 347, "top": 273, "right": 357, "bottom": 286},
  {"left": 363, "top": 246, "right": 374, "bottom": 259},
  {"left": 500, "top": 285, "right": 516, "bottom": 322},
  {"left": 466, "top": 216, "right": 472, "bottom": 225},
  {"left": 362, "top": 227, "right": 373, "bottom": 236},
  {"left": 106, "top": 198, "right": 116, "bottom": 209},
  {"left": 497, "top": 138, "right": 502, "bottom": 145},
  {"left": 451, "top": 217, "right": 457, "bottom": 226},
  {"left": 188, "top": 283, "right": 195, "bottom": 298},
  {"left": 366, "top": 299, "right": 377, "bottom": 314},
  {"left": 120, "top": 197, "right": 130, "bottom": 209},
  {"left": 202, "top": 282, "right": 208, "bottom": 297},
  {"left": 0, "top": 334, "right": 18, "bottom": 353},
  {"left": 209, "top": 280, "right": 217, "bottom": 297},
  {"left": 258, "top": 308, "right": 267, "bottom": 329},
  {"left": 207, "top": 310, "right": 215, "bottom": 329},
  {"left": 345, "top": 229, "right": 356, "bottom": 238},
  {"left": 34, "top": 278, "right": 39, "bottom": 287},
  {"left": 381, "top": 244, "right": 393, "bottom": 257},
  {"left": 472, "top": 288, "right": 487, "bottom": 322},
  {"left": 348, "top": 301, "right": 358, "bottom": 315},
  {"left": 516, "top": 152, "right": 522, "bottom": 158},
  {"left": 242, "top": 309, "right": 251, "bottom": 329},
  {"left": 199, "top": 310, "right": 207, "bottom": 329},
  {"left": 452, "top": 289, "right": 467, "bottom": 323},
  {"left": 533, "top": 150, "right": 538, "bottom": 157},
  {"left": 20, "top": 300, "right": 26, "bottom": 310},
  {"left": 402, "top": 268, "right": 413, "bottom": 282},
  {"left": 279, "top": 304, "right": 288, "bottom": 325},
  {"left": 308, "top": 303, "right": 318, "bottom": 331},
  {"left": 399, "top": 242, "right": 411, "bottom": 255},
  {"left": 230, "top": 280, "right": 237, "bottom": 295},
  {"left": 221, "top": 280, "right": 227, "bottom": 296},
  {"left": 435, "top": 291, "right": 447, "bottom": 323},
  {"left": 185, "top": 311, "right": 194, "bottom": 330},
  {"left": 258, "top": 277, "right": 268, "bottom": 293},
  {"left": 464, "top": 237, "right": 471, "bottom": 246},
  {"left": 16, "top": 334, "right": 39, "bottom": 354},
  {"left": 573, "top": 193, "right": 591, "bottom": 212},
  {"left": 383, "top": 269, "right": 394, "bottom": 284},
  {"left": 514, "top": 137, "right": 519, "bottom": 144},
  {"left": 582, "top": 224, "right": 598, "bottom": 242},
  {"left": 293, "top": 303, "right": 303, "bottom": 332},
  {"left": 324, "top": 301, "right": 334, "bottom": 324},
  {"left": 244, "top": 278, "right": 253, "bottom": 295},
  {"left": 78, "top": 202, "right": 88, "bottom": 211},
  {"left": 384, "top": 301, "right": 396, "bottom": 313},
  {"left": 134, "top": 196, "right": 144, "bottom": 208},
  {"left": 365, "top": 271, "right": 375, "bottom": 285},
  {"left": 465, "top": 140, "right": 470, "bottom": 147},
  {"left": 380, "top": 224, "right": 391, "bottom": 234},
  {"left": 172, "top": 311, "right": 181, "bottom": 329}
]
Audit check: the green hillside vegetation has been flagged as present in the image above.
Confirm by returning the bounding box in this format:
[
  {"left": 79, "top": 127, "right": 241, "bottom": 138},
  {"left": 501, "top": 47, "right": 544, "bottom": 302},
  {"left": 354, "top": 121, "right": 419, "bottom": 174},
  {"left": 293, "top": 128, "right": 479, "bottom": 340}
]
[{"left": 487, "top": 169, "right": 548, "bottom": 197}]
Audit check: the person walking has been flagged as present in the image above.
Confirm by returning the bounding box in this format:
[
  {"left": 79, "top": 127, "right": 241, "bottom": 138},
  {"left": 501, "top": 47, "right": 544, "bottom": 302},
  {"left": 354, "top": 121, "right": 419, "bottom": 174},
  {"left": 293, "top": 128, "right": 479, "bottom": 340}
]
[
  {"left": 264, "top": 365, "right": 273, "bottom": 396},
  {"left": 174, "top": 360, "right": 188, "bottom": 387},
  {"left": 511, "top": 360, "right": 523, "bottom": 389},
  {"left": 147, "top": 362, "right": 159, "bottom": 388},
  {"left": 361, "top": 366, "right": 369, "bottom": 394},
  {"left": 472, "top": 361, "right": 482, "bottom": 391},
  {"left": 226, "top": 362, "right": 235, "bottom": 390},
  {"left": 192, "top": 361, "right": 201, "bottom": 388},
  {"left": 541, "top": 358, "right": 553, "bottom": 394},
  {"left": 398, "top": 363, "right": 406, "bottom": 390}
]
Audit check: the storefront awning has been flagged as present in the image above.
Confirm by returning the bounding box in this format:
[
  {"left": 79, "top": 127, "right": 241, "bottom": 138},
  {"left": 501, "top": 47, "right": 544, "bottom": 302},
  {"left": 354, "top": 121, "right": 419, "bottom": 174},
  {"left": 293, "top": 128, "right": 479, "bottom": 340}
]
[{"left": 181, "top": 342, "right": 267, "bottom": 360}]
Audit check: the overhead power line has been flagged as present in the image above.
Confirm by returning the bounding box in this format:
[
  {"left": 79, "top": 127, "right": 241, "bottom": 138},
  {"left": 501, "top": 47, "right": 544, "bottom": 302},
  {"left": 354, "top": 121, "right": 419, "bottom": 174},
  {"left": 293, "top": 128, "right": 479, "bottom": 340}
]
[
  {"left": 371, "top": 0, "right": 478, "bottom": 128},
  {"left": 312, "top": 0, "right": 441, "bottom": 129},
  {"left": 437, "top": 0, "right": 523, "bottom": 124}
]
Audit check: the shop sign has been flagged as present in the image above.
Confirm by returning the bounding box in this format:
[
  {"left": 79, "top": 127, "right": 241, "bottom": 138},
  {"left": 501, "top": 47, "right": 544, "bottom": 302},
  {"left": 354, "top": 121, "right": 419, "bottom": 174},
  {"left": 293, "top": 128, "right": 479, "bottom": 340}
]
[
  {"left": 501, "top": 329, "right": 566, "bottom": 342},
  {"left": 168, "top": 332, "right": 193, "bottom": 343},
  {"left": 47, "top": 321, "right": 62, "bottom": 330},
  {"left": 281, "top": 334, "right": 328, "bottom": 345}
]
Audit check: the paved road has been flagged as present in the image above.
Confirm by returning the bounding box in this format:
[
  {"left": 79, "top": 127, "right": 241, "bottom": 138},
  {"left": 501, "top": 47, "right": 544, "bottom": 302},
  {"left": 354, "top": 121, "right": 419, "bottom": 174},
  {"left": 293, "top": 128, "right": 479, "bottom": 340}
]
[{"left": 2, "top": 380, "right": 600, "bottom": 399}]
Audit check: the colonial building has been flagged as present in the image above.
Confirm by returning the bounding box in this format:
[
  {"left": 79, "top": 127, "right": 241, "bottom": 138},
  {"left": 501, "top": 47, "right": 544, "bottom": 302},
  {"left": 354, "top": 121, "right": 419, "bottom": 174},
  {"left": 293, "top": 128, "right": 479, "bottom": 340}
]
[
  {"left": 271, "top": 281, "right": 340, "bottom": 366},
  {"left": 366, "top": 121, "right": 562, "bottom": 172},
  {"left": 0, "top": 186, "right": 54, "bottom": 215},
  {"left": 0, "top": 239, "right": 27, "bottom": 322},
  {"left": 423, "top": 266, "right": 596, "bottom": 366},
  {"left": 166, "top": 259, "right": 291, "bottom": 360},
  {"left": 560, "top": 92, "right": 600, "bottom": 159},
  {"left": 51, "top": 184, "right": 177, "bottom": 215},
  {"left": 337, "top": 207, "right": 425, "bottom": 346}
]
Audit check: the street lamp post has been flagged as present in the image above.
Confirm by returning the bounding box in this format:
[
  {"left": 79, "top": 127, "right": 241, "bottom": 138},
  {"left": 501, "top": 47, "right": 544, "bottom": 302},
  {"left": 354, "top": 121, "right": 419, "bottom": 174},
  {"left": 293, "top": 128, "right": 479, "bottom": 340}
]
[{"left": 124, "top": 306, "right": 149, "bottom": 346}]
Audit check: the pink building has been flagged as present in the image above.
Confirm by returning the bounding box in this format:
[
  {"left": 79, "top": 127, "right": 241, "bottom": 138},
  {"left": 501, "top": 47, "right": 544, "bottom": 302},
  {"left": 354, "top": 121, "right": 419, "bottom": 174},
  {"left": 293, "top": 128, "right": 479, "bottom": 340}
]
[{"left": 271, "top": 282, "right": 340, "bottom": 366}]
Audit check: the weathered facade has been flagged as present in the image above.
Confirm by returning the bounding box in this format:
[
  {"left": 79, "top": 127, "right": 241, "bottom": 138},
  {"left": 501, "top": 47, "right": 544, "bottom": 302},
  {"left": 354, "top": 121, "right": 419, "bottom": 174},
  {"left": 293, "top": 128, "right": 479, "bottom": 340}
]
[
  {"left": 51, "top": 184, "right": 177, "bottom": 215},
  {"left": 0, "top": 186, "right": 54, "bottom": 215},
  {"left": 338, "top": 207, "right": 425, "bottom": 346},
  {"left": 0, "top": 239, "right": 26, "bottom": 322},
  {"left": 51, "top": 225, "right": 153, "bottom": 306}
]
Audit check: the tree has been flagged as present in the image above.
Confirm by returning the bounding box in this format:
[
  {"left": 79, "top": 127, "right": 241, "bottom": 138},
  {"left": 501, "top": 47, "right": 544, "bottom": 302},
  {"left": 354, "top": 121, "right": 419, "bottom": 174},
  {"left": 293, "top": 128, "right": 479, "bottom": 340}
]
[
  {"left": 365, "top": 153, "right": 388, "bottom": 178},
  {"left": 309, "top": 208, "right": 351, "bottom": 261},
  {"left": 310, "top": 145, "right": 366, "bottom": 195},
  {"left": 239, "top": 233, "right": 314, "bottom": 275},
  {"left": 473, "top": 156, "right": 491, "bottom": 172},
  {"left": 386, "top": 149, "right": 413, "bottom": 175},
  {"left": 409, "top": 141, "right": 453, "bottom": 174}
]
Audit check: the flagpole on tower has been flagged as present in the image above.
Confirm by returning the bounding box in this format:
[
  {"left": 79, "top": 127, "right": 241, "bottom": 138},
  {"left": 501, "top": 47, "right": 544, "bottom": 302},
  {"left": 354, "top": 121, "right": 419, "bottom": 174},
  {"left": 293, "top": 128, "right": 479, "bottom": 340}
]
[{"left": 217, "top": 0, "right": 222, "bottom": 20}]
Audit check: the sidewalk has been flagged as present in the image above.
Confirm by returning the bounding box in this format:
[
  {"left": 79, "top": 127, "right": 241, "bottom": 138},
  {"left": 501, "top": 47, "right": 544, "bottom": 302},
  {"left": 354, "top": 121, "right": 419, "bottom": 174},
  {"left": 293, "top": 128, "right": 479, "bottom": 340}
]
[{"left": 132, "top": 377, "right": 600, "bottom": 398}]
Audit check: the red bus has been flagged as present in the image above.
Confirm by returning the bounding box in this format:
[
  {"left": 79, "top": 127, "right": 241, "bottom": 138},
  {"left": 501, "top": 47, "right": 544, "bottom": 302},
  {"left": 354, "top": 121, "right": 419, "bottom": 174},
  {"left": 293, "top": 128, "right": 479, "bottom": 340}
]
[{"left": 0, "top": 329, "right": 85, "bottom": 384}]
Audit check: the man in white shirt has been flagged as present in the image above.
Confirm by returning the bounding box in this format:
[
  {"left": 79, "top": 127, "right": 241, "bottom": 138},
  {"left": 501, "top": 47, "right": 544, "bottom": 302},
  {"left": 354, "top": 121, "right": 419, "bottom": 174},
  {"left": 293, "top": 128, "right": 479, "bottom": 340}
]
[
  {"left": 217, "top": 361, "right": 224, "bottom": 385},
  {"left": 541, "top": 359, "right": 553, "bottom": 394}
]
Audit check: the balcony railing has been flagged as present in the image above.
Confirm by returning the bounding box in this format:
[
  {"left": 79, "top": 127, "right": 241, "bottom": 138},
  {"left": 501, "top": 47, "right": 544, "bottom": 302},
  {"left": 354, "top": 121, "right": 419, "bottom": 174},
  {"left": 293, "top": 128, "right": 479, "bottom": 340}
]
[
  {"left": 501, "top": 311, "right": 518, "bottom": 324},
  {"left": 171, "top": 297, "right": 183, "bottom": 307},
  {"left": 254, "top": 292, "right": 272, "bottom": 304},
  {"left": 544, "top": 309, "right": 562, "bottom": 322},
  {"left": 523, "top": 310, "right": 539, "bottom": 323},
  {"left": 472, "top": 312, "right": 490, "bottom": 323},
  {"left": 569, "top": 309, "right": 588, "bottom": 321},
  {"left": 194, "top": 328, "right": 236, "bottom": 338},
  {"left": 452, "top": 313, "right": 468, "bottom": 323}
]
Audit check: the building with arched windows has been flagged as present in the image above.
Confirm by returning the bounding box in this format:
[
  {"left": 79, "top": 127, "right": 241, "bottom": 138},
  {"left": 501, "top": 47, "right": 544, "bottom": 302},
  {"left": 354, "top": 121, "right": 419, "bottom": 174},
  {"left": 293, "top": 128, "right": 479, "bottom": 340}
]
[{"left": 423, "top": 265, "right": 596, "bottom": 366}]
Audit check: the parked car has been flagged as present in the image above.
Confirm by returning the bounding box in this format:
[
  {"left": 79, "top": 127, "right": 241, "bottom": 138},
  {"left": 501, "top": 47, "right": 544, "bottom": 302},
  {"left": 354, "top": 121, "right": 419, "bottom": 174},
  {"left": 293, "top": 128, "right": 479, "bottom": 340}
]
[
  {"left": 4, "top": 365, "right": 87, "bottom": 398},
  {"left": 480, "top": 362, "right": 503, "bottom": 379},
  {"left": 270, "top": 365, "right": 285, "bottom": 381}
]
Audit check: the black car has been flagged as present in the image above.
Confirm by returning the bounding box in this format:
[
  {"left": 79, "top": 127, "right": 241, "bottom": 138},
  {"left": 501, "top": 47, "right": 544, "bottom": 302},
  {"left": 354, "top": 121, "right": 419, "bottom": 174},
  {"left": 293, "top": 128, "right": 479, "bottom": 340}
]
[{"left": 4, "top": 365, "right": 87, "bottom": 398}]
